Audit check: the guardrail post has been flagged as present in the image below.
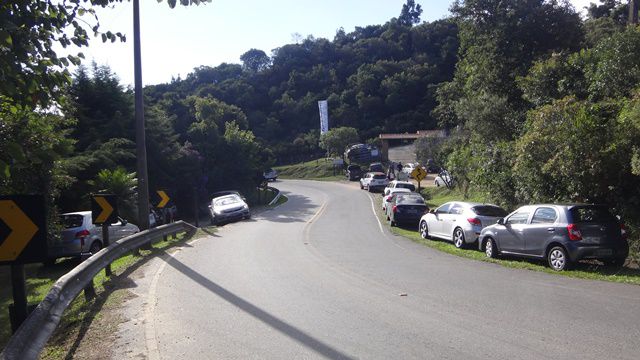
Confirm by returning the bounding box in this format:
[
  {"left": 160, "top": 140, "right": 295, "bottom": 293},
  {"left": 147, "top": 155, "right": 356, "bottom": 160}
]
[{"left": 84, "top": 280, "right": 96, "bottom": 301}]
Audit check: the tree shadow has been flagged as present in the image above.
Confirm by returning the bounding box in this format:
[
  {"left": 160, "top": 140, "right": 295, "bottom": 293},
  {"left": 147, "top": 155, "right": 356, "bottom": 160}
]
[{"left": 253, "top": 192, "right": 318, "bottom": 224}]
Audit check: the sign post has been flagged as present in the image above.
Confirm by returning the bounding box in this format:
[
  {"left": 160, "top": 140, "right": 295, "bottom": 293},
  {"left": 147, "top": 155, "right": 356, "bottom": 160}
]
[
  {"left": 411, "top": 167, "right": 428, "bottom": 191},
  {"left": 0, "top": 195, "right": 46, "bottom": 331},
  {"left": 91, "top": 194, "right": 118, "bottom": 276}
]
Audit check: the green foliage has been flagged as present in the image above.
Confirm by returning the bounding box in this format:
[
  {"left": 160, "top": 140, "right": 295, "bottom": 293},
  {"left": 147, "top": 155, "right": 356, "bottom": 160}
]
[
  {"left": 89, "top": 167, "right": 138, "bottom": 220},
  {"left": 319, "top": 127, "right": 359, "bottom": 158},
  {"left": 582, "top": 25, "right": 640, "bottom": 100}
]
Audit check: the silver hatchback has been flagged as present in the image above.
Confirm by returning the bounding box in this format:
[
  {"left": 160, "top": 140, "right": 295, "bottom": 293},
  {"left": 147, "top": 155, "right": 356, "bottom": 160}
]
[
  {"left": 418, "top": 202, "right": 507, "bottom": 248},
  {"left": 48, "top": 211, "right": 139, "bottom": 261}
]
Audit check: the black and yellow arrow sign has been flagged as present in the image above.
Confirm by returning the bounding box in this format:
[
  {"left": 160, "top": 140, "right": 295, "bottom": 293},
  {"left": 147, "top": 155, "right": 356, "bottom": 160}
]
[
  {"left": 0, "top": 195, "right": 46, "bottom": 265},
  {"left": 91, "top": 194, "right": 118, "bottom": 224},
  {"left": 156, "top": 190, "right": 170, "bottom": 208},
  {"left": 411, "top": 167, "right": 427, "bottom": 182}
]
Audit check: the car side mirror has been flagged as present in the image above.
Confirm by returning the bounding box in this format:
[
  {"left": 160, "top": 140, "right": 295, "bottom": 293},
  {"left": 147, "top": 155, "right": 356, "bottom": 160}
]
[
  {"left": 497, "top": 218, "right": 505, "bottom": 225},
  {"left": 429, "top": 209, "right": 435, "bottom": 214}
]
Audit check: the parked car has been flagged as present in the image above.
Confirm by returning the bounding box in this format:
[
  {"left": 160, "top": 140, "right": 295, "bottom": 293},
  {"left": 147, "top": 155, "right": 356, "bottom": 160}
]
[
  {"left": 359, "top": 172, "right": 389, "bottom": 192},
  {"left": 479, "top": 204, "right": 629, "bottom": 271},
  {"left": 47, "top": 211, "right": 140, "bottom": 262},
  {"left": 434, "top": 170, "right": 454, "bottom": 187},
  {"left": 208, "top": 193, "right": 251, "bottom": 225},
  {"left": 369, "top": 162, "right": 385, "bottom": 173},
  {"left": 381, "top": 188, "right": 412, "bottom": 212},
  {"left": 386, "top": 193, "right": 429, "bottom": 227},
  {"left": 402, "top": 163, "right": 417, "bottom": 177},
  {"left": 419, "top": 202, "right": 507, "bottom": 248},
  {"left": 346, "top": 164, "right": 363, "bottom": 181},
  {"left": 263, "top": 168, "right": 278, "bottom": 181},
  {"left": 383, "top": 180, "right": 416, "bottom": 196}
]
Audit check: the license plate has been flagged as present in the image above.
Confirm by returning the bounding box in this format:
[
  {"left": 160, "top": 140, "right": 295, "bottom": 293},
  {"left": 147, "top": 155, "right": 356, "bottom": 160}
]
[{"left": 596, "top": 249, "right": 613, "bottom": 256}]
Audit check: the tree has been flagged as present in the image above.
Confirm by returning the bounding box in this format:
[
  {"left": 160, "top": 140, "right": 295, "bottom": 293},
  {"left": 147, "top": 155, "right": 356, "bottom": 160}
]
[
  {"left": 398, "top": 0, "right": 423, "bottom": 26},
  {"left": 319, "top": 127, "right": 359, "bottom": 159},
  {"left": 240, "top": 49, "right": 271, "bottom": 73},
  {"left": 89, "top": 167, "right": 138, "bottom": 220}
]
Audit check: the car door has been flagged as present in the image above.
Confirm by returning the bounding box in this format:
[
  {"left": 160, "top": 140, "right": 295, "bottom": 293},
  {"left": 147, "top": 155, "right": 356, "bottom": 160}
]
[
  {"left": 496, "top": 208, "right": 530, "bottom": 253},
  {"left": 429, "top": 202, "right": 452, "bottom": 238},
  {"left": 440, "top": 202, "right": 463, "bottom": 240},
  {"left": 522, "top": 207, "right": 559, "bottom": 256}
]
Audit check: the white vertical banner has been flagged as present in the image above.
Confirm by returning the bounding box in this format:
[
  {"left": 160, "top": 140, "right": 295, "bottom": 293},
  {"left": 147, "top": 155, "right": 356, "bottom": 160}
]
[{"left": 318, "top": 100, "right": 329, "bottom": 135}]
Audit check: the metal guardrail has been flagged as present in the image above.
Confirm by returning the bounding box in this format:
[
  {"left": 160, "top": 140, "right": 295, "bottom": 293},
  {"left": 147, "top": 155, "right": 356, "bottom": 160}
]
[
  {"left": 1, "top": 220, "right": 197, "bottom": 360},
  {"left": 267, "top": 186, "right": 281, "bottom": 206}
]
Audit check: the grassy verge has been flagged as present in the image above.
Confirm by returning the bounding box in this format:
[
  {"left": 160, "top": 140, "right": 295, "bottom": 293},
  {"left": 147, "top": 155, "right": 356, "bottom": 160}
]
[
  {"left": 275, "top": 158, "right": 345, "bottom": 181},
  {"left": 1, "top": 227, "right": 211, "bottom": 356},
  {"left": 381, "top": 187, "right": 640, "bottom": 285}
]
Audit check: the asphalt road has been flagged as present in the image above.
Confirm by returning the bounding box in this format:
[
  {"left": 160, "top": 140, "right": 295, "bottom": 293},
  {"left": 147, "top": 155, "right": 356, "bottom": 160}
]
[{"left": 147, "top": 180, "right": 640, "bottom": 359}]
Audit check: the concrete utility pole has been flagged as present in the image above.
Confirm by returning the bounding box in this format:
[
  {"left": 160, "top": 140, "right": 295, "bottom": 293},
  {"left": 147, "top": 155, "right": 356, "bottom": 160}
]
[
  {"left": 133, "top": 0, "right": 150, "bottom": 232},
  {"left": 631, "top": 0, "right": 639, "bottom": 25}
]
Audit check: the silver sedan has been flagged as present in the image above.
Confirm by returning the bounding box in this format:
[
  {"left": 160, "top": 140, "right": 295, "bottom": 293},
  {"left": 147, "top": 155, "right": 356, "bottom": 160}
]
[{"left": 418, "top": 202, "right": 507, "bottom": 248}]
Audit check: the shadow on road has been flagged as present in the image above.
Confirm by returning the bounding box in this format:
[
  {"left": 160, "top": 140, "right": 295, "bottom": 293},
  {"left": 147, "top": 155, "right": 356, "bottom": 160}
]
[
  {"left": 164, "top": 256, "right": 354, "bottom": 360},
  {"left": 255, "top": 192, "right": 319, "bottom": 224}
]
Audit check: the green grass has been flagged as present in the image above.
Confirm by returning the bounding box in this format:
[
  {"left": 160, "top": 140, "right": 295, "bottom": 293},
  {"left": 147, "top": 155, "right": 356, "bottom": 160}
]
[
  {"left": 269, "top": 194, "right": 288, "bottom": 208},
  {"left": 382, "top": 188, "right": 640, "bottom": 285},
  {"left": 0, "top": 228, "right": 208, "bottom": 355},
  {"left": 275, "top": 158, "right": 345, "bottom": 181}
]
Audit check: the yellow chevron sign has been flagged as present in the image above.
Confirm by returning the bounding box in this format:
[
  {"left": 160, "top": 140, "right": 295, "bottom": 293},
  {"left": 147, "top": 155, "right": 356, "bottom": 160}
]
[
  {"left": 0, "top": 200, "right": 39, "bottom": 262},
  {"left": 156, "top": 190, "right": 170, "bottom": 208},
  {"left": 92, "top": 195, "right": 118, "bottom": 224}
]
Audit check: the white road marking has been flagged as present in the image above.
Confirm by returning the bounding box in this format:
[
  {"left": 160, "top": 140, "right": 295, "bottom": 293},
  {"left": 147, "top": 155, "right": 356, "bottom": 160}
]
[
  {"left": 145, "top": 236, "right": 204, "bottom": 360},
  {"left": 368, "top": 193, "right": 385, "bottom": 235}
]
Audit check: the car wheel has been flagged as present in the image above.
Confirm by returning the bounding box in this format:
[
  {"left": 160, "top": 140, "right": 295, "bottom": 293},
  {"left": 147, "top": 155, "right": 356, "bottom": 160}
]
[
  {"left": 484, "top": 238, "right": 498, "bottom": 258},
  {"left": 453, "top": 228, "right": 465, "bottom": 249},
  {"left": 90, "top": 241, "right": 102, "bottom": 256},
  {"left": 548, "top": 246, "right": 570, "bottom": 271},
  {"left": 419, "top": 220, "right": 429, "bottom": 239}
]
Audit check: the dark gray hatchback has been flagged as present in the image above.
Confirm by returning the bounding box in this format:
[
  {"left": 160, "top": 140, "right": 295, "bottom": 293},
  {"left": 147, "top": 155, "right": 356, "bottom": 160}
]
[{"left": 479, "top": 204, "right": 628, "bottom": 271}]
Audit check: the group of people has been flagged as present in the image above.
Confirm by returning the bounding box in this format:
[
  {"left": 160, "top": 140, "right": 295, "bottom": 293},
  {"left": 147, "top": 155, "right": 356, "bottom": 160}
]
[{"left": 386, "top": 162, "right": 409, "bottom": 181}]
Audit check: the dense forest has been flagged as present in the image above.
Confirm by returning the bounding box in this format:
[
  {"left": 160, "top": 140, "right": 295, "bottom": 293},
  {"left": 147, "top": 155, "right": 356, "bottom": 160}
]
[{"left": 1, "top": 0, "right": 640, "bottom": 260}]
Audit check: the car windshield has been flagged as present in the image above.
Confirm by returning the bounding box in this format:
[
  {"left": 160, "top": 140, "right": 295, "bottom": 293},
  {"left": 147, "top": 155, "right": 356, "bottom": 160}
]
[
  {"left": 472, "top": 205, "right": 507, "bottom": 217},
  {"left": 60, "top": 214, "right": 84, "bottom": 229},
  {"left": 214, "top": 195, "right": 241, "bottom": 206},
  {"left": 396, "top": 195, "right": 425, "bottom": 204},
  {"left": 570, "top": 206, "right": 617, "bottom": 223}
]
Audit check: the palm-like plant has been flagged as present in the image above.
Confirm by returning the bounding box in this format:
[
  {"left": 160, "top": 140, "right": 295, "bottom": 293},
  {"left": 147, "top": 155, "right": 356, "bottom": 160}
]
[{"left": 89, "top": 167, "right": 138, "bottom": 220}]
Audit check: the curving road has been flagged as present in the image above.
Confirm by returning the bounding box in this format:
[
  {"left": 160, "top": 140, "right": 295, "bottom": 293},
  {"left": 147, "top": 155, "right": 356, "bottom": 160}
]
[{"left": 144, "top": 180, "right": 640, "bottom": 359}]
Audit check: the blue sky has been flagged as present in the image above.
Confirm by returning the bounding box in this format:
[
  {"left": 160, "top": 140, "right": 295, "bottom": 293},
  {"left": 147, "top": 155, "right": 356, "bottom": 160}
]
[{"left": 77, "top": 0, "right": 592, "bottom": 86}]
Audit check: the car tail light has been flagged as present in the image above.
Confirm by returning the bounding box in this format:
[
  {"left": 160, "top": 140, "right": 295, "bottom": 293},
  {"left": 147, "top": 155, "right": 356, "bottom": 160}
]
[
  {"left": 467, "top": 218, "right": 481, "bottom": 226},
  {"left": 621, "top": 223, "right": 627, "bottom": 240},
  {"left": 567, "top": 223, "right": 582, "bottom": 241},
  {"left": 392, "top": 205, "right": 398, "bottom": 213},
  {"left": 75, "top": 229, "right": 90, "bottom": 246}
]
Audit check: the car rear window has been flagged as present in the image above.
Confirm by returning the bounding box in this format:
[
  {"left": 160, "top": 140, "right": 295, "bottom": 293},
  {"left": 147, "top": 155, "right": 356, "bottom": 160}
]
[
  {"left": 397, "top": 183, "right": 415, "bottom": 191},
  {"left": 373, "top": 174, "right": 386, "bottom": 180},
  {"left": 397, "top": 195, "right": 425, "bottom": 204},
  {"left": 570, "top": 206, "right": 617, "bottom": 223},
  {"left": 472, "top": 205, "right": 507, "bottom": 217},
  {"left": 61, "top": 215, "right": 84, "bottom": 229}
]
